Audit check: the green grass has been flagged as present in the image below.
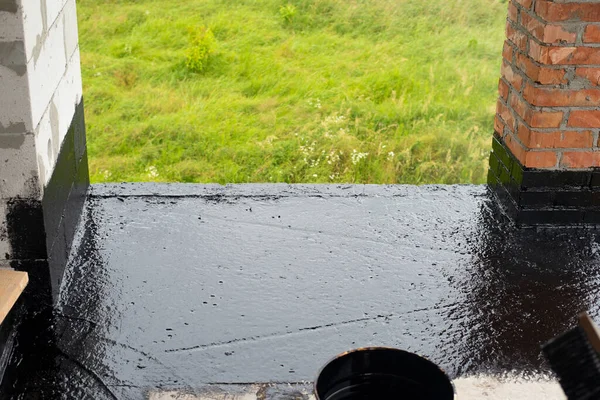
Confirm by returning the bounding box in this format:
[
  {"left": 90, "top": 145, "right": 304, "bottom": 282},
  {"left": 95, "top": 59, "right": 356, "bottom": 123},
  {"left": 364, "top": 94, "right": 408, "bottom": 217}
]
[{"left": 78, "top": 0, "right": 507, "bottom": 184}]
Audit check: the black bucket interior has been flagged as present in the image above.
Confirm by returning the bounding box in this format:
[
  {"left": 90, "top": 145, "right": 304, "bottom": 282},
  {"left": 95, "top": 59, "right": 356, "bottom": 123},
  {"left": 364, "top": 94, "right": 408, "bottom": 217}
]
[{"left": 315, "top": 348, "right": 454, "bottom": 400}]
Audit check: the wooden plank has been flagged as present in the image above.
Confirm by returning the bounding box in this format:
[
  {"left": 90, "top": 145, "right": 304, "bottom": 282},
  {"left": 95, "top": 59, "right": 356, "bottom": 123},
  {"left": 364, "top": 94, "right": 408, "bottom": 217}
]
[{"left": 0, "top": 270, "right": 28, "bottom": 325}]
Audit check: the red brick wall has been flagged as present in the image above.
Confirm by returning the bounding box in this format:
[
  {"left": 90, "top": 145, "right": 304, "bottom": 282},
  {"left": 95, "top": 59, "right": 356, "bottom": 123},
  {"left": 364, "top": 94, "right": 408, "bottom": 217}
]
[{"left": 496, "top": 0, "right": 600, "bottom": 169}]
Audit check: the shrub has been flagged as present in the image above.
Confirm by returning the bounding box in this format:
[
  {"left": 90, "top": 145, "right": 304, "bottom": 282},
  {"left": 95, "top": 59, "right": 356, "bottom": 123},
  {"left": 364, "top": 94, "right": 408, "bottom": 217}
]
[
  {"left": 279, "top": 4, "right": 297, "bottom": 25},
  {"left": 185, "top": 26, "right": 215, "bottom": 73}
]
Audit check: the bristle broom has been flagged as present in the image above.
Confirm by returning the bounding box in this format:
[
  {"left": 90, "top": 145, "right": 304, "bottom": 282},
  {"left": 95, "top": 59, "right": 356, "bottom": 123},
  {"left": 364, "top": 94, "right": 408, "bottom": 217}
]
[{"left": 543, "top": 318, "right": 600, "bottom": 399}]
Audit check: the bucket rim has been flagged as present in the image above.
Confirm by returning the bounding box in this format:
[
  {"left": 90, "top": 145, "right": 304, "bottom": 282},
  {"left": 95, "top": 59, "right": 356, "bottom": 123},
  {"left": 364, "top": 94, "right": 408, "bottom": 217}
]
[{"left": 313, "top": 346, "right": 456, "bottom": 399}]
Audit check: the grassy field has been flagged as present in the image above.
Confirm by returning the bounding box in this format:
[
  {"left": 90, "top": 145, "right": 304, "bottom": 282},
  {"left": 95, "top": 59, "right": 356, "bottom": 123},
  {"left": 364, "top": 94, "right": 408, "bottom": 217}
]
[{"left": 78, "top": 0, "right": 507, "bottom": 184}]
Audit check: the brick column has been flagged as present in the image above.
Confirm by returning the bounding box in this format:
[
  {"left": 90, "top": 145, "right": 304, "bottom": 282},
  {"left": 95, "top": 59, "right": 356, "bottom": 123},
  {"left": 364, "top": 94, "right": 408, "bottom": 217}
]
[
  {"left": 0, "top": 0, "right": 88, "bottom": 300},
  {"left": 489, "top": 0, "right": 600, "bottom": 225}
]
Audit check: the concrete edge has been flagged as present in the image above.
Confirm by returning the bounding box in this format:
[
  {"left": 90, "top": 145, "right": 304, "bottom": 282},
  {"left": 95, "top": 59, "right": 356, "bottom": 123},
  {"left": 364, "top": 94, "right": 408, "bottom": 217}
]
[{"left": 89, "top": 183, "right": 486, "bottom": 199}]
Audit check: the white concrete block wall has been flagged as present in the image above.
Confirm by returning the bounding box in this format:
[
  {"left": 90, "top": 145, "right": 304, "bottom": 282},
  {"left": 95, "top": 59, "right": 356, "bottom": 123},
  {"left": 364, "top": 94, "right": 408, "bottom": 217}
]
[
  {"left": 46, "top": 0, "right": 70, "bottom": 34},
  {"left": 0, "top": 6, "right": 23, "bottom": 41},
  {"left": 18, "top": 0, "right": 45, "bottom": 63},
  {"left": 0, "top": 134, "right": 39, "bottom": 199},
  {"left": 0, "top": 0, "right": 83, "bottom": 188},
  {"left": 26, "top": 6, "right": 68, "bottom": 130},
  {"left": 0, "top": 3, "right": 26, "bottom": 263},
  {"left": 29, "top": 0, "right": 82, "bottom": 187},
  {"left": 62, "top": 0, "right": 78, "bottom": 60},
  {"left": 35, "top": 48, "right": 83, "bottom": 186},
  {"left": 0, "top": 53, "right": 32, "bottom": 132},
  {"left": 18, "top": 0, "right": 70, "bottom": 63},
  {"left": 0, "top": 0, "right": 83, "bottom": 261}
]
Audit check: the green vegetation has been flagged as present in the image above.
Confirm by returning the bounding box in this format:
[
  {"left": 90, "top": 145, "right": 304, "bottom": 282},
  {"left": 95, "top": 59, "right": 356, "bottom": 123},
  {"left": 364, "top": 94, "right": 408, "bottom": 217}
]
[{"left": 78, "top": 0, "right": 507, "bottom": 184}]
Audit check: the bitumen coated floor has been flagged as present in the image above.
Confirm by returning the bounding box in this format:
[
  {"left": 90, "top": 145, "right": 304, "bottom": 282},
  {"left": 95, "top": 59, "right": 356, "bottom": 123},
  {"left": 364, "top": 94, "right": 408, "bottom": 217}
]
[{"left": 4, "top": 183, "right": 600, "bottom": 399}]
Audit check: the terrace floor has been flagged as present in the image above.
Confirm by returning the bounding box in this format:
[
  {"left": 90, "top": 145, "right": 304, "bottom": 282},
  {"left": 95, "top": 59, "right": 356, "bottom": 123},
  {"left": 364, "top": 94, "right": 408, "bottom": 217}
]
[{"left": 4, "top": 183, "right": 600, "bottom": 399}]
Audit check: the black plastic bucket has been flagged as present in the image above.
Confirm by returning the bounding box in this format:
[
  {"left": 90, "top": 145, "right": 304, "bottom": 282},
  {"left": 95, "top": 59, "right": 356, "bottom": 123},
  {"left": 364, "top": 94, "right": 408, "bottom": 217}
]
[{"left": 314, "top": 347, "right": 455, "bottom": 400}]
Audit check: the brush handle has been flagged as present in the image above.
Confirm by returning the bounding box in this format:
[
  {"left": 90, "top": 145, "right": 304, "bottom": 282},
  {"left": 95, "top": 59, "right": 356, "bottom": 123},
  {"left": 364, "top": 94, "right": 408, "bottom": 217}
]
[{"left": 578, "top": 313, "right": 600, "bottom": 354}]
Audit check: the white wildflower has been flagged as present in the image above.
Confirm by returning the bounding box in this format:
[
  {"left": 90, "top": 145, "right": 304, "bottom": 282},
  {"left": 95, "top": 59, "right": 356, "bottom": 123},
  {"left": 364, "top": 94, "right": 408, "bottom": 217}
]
[
  {"left": 351, "top": 149, "right": 369, "bottom": 165},
  {"left": 146, "top": 166, "right": 159, "bottom": 179},
  {"left": 387, "top": 151, "right": 395, "bottom": 161},
  {"left": 325, "top": 150, "right": 341, "bottom": 165},
  {"left": 307, "top": 98, "right": 322, "bottom": 109},
  {"left": 322, "top": 114, "right": 346, "bottom": 128},
  {"left": 102, "top": 170, "right": 112, "bottom": 180}
]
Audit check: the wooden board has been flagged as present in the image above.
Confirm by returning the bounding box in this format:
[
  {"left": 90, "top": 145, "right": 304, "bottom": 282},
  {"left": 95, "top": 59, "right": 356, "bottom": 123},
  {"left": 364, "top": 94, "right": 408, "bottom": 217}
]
[{"left": 0, "top": 270, "right": 28, "bottom": 325}]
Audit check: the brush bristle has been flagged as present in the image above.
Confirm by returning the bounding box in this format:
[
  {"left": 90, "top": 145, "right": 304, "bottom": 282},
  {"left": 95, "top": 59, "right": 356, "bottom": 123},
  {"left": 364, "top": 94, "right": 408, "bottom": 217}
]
[{"left": 543, "top": 326, "right": 600, "bottom": 400}]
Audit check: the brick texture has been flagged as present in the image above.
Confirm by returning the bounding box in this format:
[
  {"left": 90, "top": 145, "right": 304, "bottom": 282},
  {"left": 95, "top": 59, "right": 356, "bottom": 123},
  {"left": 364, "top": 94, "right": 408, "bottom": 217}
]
[
  {"left": 568, "top": 110, "right": 600, "bottom": 128},
  {"left": 561, "top": 152, "right": 600, "bottom": 168},
  {"left": 494, "top": 0, "right": 600, "bottom": 169},
  {"left": 499, "top": 79, "right": 509, "bottom": 101},
  {"left": 514, "top": 0, "right": 533, "bottom": 10},
  {"left": 584, "top": 25, "right": 600, "bottom": 43},
  {"left": 535, "top": 1, "right": 600, "bottom": 23},
  {"left": 575, "top": 68, "right": 600, "bottom": 86}
]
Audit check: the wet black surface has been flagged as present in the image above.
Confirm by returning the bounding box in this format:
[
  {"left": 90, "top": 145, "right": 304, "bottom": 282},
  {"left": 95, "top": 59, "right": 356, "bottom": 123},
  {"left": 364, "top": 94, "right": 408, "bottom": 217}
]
[{"left": 3, "top": 183, "right": 600, "bottom": 399}]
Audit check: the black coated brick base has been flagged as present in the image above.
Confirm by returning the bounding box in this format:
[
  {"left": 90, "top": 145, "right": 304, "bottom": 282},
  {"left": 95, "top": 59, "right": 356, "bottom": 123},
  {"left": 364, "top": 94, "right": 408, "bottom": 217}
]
[
  {"left": 42, "top": 100, "right": 89, "bottom": 300},
  {"left": 6, "top": 199, "right": 46, "bottom": 260},
  {"left": 8, "top": 100, "right": 89, "bottom": 302},
  {"left": 488, "top": 135, "right": 600, "bottom": 226}
]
